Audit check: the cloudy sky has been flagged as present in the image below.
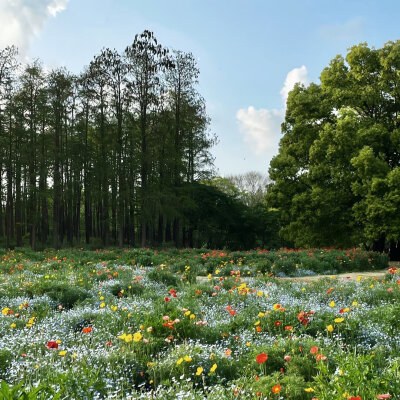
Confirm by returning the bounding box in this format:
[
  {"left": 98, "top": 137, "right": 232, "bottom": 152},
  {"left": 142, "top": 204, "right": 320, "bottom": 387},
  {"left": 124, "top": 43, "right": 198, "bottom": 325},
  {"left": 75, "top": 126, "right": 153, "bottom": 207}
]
[{"left": 1, "top": 0, "right": 400, "bottom": 176}]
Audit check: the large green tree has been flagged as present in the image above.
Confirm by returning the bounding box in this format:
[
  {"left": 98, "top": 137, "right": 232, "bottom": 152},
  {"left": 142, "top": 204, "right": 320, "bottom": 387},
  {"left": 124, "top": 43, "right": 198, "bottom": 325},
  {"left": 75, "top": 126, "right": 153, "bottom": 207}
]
[{"left": 267, "top": 41, "right": 400, "bottom": 254}]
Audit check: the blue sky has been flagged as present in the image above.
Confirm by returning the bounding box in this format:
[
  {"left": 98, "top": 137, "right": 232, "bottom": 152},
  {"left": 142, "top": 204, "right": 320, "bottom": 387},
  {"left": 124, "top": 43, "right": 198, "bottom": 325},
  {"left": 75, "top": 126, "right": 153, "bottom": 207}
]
[{"left": 1, "top": 0, "right": 400, "bottom": 176}]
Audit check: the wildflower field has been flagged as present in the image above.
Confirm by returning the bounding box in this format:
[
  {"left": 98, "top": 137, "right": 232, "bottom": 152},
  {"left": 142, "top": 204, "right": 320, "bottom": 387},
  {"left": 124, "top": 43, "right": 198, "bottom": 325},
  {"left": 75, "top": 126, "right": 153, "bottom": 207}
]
[{"left": 0, "top": 247, "right": 399, "bottom": 399}]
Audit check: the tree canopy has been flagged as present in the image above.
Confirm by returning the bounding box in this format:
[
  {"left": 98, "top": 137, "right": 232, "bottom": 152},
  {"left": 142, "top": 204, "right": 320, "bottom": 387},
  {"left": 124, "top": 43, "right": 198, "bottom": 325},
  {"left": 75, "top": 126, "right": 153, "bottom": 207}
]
[
  {"left": 267, "top": 41, "right": 400, "bottom": 256},
  {"left": 0, "top": 32, "right": 217, "bottom": 250}
]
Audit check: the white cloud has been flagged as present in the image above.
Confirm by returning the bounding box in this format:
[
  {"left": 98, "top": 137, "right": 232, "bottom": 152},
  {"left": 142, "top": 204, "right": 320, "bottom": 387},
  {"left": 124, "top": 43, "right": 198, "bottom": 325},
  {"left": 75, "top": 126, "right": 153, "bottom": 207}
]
[
  {"left": 280, "top": 65, "right": 309, "bottom": 107},
  {"left": 0, "top": 0, "right": 69, "bottom": 56},
  {"left": 237, "top": 66, "right": 310, "bottom": 157},
  {"left": 319, "top": 17, "right": 365, "bottom": 41},
  {"left": 236, "top": 107, "right": 283, "bottom": 155}
]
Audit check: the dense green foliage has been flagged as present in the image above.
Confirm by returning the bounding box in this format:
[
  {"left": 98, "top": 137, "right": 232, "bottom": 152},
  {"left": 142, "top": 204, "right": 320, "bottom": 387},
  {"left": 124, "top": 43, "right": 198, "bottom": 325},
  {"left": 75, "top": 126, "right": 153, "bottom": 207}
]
[
  {"left": 0, "top": 32, "right": 217, "bottom": 250},
  {"left": 0, "top": 248, "right": 397, "bottom": 399},
  {"left": 267, "top": 41, "right": 400, "bottom": 256}
]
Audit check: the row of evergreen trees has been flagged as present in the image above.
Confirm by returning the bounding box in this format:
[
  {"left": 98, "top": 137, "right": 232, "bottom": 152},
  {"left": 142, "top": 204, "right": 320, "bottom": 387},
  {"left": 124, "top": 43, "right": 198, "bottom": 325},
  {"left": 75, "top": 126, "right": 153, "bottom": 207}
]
[{"left": 0, "top": 31, "right": 216, "bottom": 250}]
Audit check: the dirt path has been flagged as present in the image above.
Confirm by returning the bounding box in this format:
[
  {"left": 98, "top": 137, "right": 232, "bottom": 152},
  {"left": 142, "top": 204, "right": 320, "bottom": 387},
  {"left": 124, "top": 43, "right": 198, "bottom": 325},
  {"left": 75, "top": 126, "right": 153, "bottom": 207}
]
[
  {"left": 279, "top": 270, "right": 387, "bottom": 282},
  {"left": 197, "top": 262, "right": 399, "bottom": 283}
]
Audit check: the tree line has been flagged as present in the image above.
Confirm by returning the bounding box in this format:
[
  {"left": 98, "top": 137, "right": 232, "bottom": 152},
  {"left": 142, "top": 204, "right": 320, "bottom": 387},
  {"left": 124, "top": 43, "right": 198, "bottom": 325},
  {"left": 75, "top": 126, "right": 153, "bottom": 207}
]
[
  {"left": 267, "top": 41, "right": 400, "bottom": 258},
  {"left": 0, "top": 31, "right": 217, "bottom": 250}
]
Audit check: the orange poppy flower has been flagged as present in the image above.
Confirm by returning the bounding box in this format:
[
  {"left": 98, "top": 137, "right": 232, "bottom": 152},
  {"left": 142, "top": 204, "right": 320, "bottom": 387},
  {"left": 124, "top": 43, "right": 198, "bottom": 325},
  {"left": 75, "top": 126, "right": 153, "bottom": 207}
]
[
  {"left": 256, "top": 353, "right": 268, "bottom": 364},
  {"left": 272, "top": 385, "right": 281, "bottom": 393}
]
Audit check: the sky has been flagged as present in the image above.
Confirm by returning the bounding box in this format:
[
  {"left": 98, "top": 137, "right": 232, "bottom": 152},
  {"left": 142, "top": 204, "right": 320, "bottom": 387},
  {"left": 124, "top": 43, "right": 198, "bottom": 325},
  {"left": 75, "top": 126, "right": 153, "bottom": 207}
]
[{"left": 1, "top": 0, "right": 400, "bottom": 176}]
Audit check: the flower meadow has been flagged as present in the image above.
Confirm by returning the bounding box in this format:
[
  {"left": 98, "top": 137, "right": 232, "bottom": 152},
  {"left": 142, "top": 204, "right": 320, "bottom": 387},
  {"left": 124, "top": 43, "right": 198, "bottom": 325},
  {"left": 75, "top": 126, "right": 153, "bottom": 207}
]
[{"left": 0, "top": 248, "right": 398, "bottom": 399}]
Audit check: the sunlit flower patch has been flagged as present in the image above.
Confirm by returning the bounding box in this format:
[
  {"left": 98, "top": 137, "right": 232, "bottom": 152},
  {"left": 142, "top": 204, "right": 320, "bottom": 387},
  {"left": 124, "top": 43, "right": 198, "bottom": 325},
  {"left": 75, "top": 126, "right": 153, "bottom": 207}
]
[{"left": 0, "top": 248, "right": 398, "bottom": 399}]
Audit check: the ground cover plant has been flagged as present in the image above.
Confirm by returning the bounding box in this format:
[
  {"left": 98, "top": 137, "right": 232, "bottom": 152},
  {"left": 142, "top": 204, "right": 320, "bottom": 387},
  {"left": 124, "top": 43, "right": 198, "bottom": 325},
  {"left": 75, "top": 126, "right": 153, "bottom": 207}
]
[{"left": 0, "top": 248, "right": 397, "bottom": 399}]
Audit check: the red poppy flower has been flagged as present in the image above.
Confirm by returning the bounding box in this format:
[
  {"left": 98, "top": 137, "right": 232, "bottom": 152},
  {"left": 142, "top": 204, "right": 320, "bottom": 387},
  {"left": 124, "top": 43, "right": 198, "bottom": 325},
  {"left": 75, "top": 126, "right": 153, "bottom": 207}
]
[
  {"left": 348, "top": 397, "right": 361, "bottom": 400},
  {"left": 272, "top": 385, "right": 281, "bottom": 393},
  {"left": 310, "top": 346, "right": 319, "bottom": 354},
  {"left": 256, "top": 353, "right": 268, "bottom": 364},
  {"left": 82, "top": 327, "right": 92, "bottom": 333},
  {"left": 285, "top": 325, "right": 293, "bottom": 331},
  {"left": 164, "top": 296, "right": 170, "bottom": 302},
  {"left": 275, "top": 320, "right": 281, "bottom": 327},
  {"left": 46, "top": 341, "right": 59, "bottom": 349}
]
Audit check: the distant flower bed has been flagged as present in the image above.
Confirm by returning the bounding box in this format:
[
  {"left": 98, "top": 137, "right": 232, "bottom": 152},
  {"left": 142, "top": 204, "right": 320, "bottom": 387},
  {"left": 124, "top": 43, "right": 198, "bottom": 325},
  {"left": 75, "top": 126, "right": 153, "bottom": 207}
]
[{"left": 0, "top": 248, "right": 397, "bottom": 399}]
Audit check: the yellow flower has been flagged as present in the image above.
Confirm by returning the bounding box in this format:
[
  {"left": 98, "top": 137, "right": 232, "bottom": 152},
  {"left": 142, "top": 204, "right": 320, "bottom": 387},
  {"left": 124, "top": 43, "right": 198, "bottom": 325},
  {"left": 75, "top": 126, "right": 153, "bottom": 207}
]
[
  {"left": 184, "top": 311, "right": 191, "bottom": 316},
  {"left": 125, "top": 334, "right": 133, "bottom": 343},
  {"left": 258, "top": 312, "right": 265, "bottom": 318},
  {"left": 176, "top": 358, "right": 183, "bottom": 365},
  {"left": 10, "top": 323, "right": 16, "bottom": 329},
  {"left": 370, "top": 284, "right": 374, "bottom": 289},
  {"left": 215, "top": 269, "right": 220, "bottom": 274},
  {"left": 59, "top": 351, "right": 67, "bottom": 356},
  {"left": 334, "top": 317, "right": 344, "bottom": 323},
  {"left": 100, "top": 296, "right": 104, "bottom": 300},
  {"left": 210, "top": 363, "right": 217, "bottom": 372},
  {"left": 100, "top": 302, "right": 106, "bottom": 308},
  {"left": 133, "top": 332, "right": 142, "bottom": 342},
  {"left": 326, "top": 324, "right": 334, "bottom": 332},
  {"left": 56, "top": 340, "right": 62, "bottom": 344},
  {"left": 273, "top": 304, "right": 281, "bottom": 311},
  {"left": 72, "top": 353, "right": 77, "bottom": 359},
  {"left": 254, "top": 320, "right": 260, "bottom": 326},
  {"left": 342, "top": 307, "right": 350, "bottom": 313},
  {"left": 352, "top": 301, "right": 358, "bottom": 306},
  {"left": 304, "top": 387, "right": 315, "bottom": 392},
  {"left": 190, "top": 314, "right": 195, "bottom": 320},
  {"left": 246, "top": 342, "right": 251, "bottom": 347},
  {"left": 118, "top": 333, "right": 127, "bottom": 340},
  {"left": 196, "top": 366, "right": 203, "bottom": 375},
  {"left": 2, "top": 307, "right": 9, "bottom": 315},
  {"left": 184, "top": 355, "right": 192, "bottom": 362},
  {"left": 329, "top": 301, "right": 335, "bottom": 307},
  {"left": 110, "top": 305, "right": 118, "bottom": 311},
  {"left": 257, "top": 291, "right": 263, "bottom": 296},
  {"left": 302, "top": 287, "right": 306, "bottom": 291}
]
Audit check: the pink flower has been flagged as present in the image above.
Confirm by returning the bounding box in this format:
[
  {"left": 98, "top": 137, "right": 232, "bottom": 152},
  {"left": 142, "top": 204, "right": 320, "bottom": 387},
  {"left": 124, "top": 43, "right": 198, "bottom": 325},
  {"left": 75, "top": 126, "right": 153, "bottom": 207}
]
[
  {"left": 162, "top": 315, "right": 170, "bottom": 321},
  {"left": 377, "top": 395, "right": 391, "bottom": 399}
]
